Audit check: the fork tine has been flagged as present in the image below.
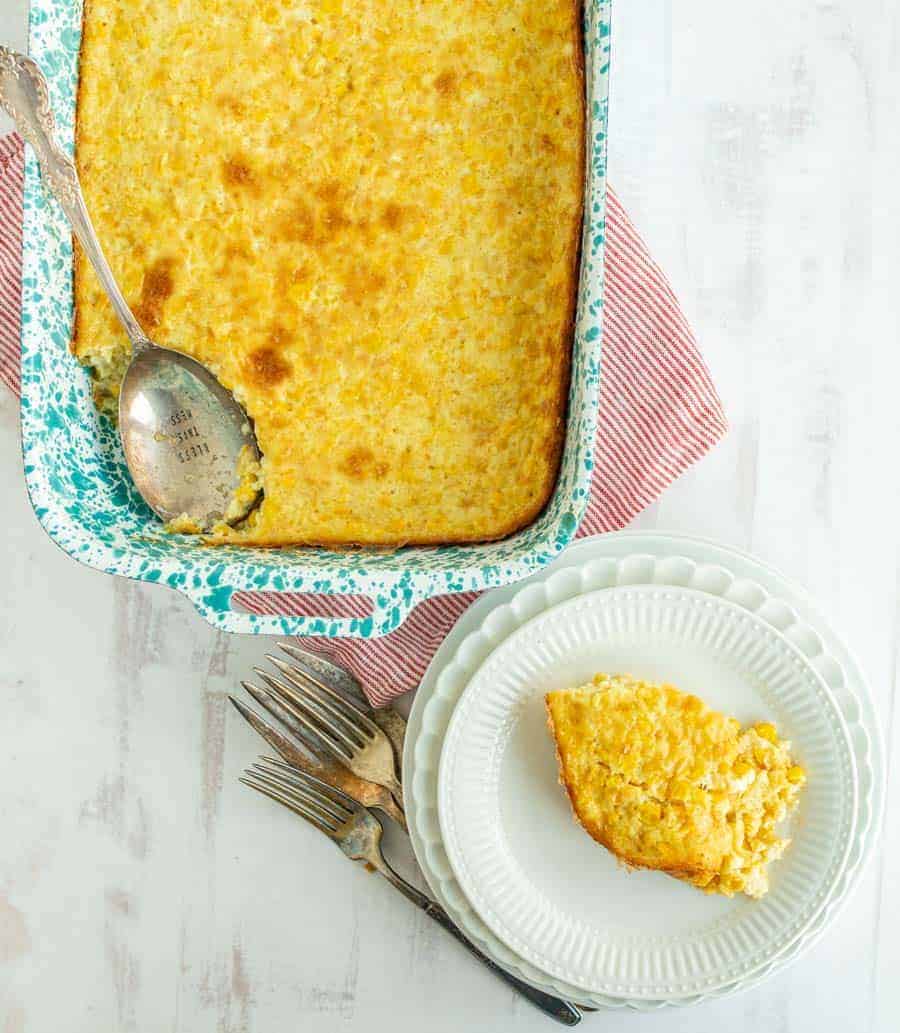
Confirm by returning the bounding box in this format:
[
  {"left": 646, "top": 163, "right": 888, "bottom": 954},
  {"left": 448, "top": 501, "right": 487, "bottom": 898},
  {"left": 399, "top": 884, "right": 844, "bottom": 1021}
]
[
  {"left": 255, "top": 757, "right": 367, "bottom": 822},
  {"left": 252, "top": 668, "right": 356, "bottom": 763},
  {"left": 248, "top": 763, "right": 349, "bottom": 825},
  {"left": 257, "top": 756, "right": 363, "bottom": 815},
  {"left": 266, "top": 658, "right": 377, "bottom": 746},
  {"left": 275, "top": 646, "right": 409, "bottom": 762},
  {"left": 256, "top": 667, "right": 367, "bottom": 756},
  {"left": 240, "top": 681, "right": 287, "bottom": 727},
  {"left": 245, "top": 768, "right": 345, "bottom": 822},
  {"left": 241, "top": 679, "right": 323, "bottom": 755},
  {"left": 239, "top": 774, "right": 336, "bottom": 836},
  {"left": 269, "top": 653, "right": 363, "bottom": 711},
  {"left": 230, "top": 692, "right": 304, "bottom": 767},
  {"left": 268, "top": 655, "right": 380, "bottom": 739},
  {"left": 278, "top": 679, "right": 372, "bottom": 748},
  {"left": 278, "top": 641, "right": 366, "bottom": 704}
]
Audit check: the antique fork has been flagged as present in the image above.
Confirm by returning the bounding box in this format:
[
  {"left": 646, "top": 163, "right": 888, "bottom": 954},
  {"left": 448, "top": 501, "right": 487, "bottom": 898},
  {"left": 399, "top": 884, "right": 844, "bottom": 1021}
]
[
  {"left": 255, "top": 651, "right": 403, "bottom": 805},
  {"left": 229, "top": 689, "right": 407, "bottom": 830},
  {"left": 231, "top": 643, "right": 406, "bottom": 827},
  {"left": 276, "top": 642, "right": 407, "bottom": 757},
  {"left": 240, "top": 758, "right": 582, "bottom": 1027}
]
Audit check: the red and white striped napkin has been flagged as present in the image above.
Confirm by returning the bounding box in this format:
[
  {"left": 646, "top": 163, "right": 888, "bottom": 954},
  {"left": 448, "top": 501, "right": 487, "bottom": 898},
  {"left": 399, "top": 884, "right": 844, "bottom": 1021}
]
[
  {"left": 0, "top": 132, "right": 726, "bottom": 705},
  {"left": 0, "top": 135, "right": 23, "bottom": 398}
]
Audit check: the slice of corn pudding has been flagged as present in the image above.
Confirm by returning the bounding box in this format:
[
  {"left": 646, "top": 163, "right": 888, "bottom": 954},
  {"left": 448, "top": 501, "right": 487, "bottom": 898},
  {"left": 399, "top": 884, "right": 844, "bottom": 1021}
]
[{"left": 545, "top": 674, "right": 806, "bottom": 898}]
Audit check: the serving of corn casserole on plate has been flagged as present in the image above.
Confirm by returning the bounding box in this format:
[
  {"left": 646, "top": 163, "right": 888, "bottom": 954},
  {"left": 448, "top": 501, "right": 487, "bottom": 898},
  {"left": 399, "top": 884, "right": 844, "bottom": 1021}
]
[
  {"left": 437, "top": 583, "right": 858, "bottom": 997},
  {"left": 546, "top": 674, "right": 807, "bottom": 899}
]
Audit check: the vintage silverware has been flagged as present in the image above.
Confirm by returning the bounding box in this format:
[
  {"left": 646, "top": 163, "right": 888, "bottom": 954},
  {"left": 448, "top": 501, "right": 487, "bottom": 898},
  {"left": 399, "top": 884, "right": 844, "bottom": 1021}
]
[
  {"left": 240, "top": 758, "right": 582, "bottom": 1026},
  {"left": 276, "top": 642, "right": 407, "bottom": 760},
  {"left": 256, "top": 653, "right": 403, "bottom": 805},
  {"left": 229, "top": 690, "right": 406, "bottom": 830},
  {"left": 0, "top": 46, "right": 261, "bottom": 531},
  {"left": 231, "top": 644, "right": 407, "bottom": 826}
]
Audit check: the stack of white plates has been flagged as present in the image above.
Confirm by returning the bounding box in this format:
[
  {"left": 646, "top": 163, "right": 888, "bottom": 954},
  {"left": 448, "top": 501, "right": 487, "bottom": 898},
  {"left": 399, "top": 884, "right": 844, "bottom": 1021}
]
[{"left": 402, "top": 533, "right": 885, "bottom": 1010}]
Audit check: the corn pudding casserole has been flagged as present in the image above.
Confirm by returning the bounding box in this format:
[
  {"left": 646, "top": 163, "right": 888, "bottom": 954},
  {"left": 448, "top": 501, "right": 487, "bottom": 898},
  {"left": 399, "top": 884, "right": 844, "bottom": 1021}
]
[
  {"left": 546, "top": 674, "right": 807, "bottom": 898},
  {"left": 72, "top": 0, "right": 584, "bottom": 545}
]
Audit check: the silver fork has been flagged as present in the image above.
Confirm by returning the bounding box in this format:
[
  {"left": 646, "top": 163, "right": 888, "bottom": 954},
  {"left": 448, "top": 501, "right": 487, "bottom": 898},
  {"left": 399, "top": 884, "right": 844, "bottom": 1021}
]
[
  {"left": 255, "top": 651, "right": 402, "bottom": 805},
  {"left": 241, "top": 758, "right": 582, "bottom": 1027},
  {"left": 276, "top": 642, "right": 407, "bottom": 758},
  {"left": 231, "top": 643, "right": 407, "bottom": 828},
  {"left": 230, "top": 684, "right": 407, "bottom": 830}
]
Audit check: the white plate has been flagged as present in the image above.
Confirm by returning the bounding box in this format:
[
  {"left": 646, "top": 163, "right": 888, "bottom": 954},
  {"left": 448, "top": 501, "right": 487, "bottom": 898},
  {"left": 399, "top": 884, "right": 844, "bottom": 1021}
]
[
  {"left": 436, "top": 585, "right": 857, "bottom": 998},
  {"left": 404, "top": 533, "right": 884, "bottom": 1009}
]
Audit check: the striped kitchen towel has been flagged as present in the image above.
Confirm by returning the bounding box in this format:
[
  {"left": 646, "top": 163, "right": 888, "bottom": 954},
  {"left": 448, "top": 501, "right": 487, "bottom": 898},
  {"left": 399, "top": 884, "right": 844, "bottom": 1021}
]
[
  {"left": 0, "top": 132, "right": 726, "bottom": 705},
  {"left": 0, "top": 134, "right": 22, "bottom": 398}
]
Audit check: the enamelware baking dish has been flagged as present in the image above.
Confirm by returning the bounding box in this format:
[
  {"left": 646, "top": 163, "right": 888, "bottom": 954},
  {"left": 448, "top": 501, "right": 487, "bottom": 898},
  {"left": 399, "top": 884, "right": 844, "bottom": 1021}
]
[{"left": 20, "top": 0, "right": 611, "bottom": 637}]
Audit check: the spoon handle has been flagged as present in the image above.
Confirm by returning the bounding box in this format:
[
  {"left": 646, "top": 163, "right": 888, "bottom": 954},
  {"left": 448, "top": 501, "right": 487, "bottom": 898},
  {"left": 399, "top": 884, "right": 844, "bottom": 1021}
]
[{"left": 0, "top": 46, "right": 149, "bottom": 350}]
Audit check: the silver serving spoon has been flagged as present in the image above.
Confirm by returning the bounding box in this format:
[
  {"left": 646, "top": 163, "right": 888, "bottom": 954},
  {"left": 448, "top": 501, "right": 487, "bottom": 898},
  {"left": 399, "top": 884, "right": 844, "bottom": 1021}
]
[{"left": 0, "top": 47, "right": 262, "bottom": 531}]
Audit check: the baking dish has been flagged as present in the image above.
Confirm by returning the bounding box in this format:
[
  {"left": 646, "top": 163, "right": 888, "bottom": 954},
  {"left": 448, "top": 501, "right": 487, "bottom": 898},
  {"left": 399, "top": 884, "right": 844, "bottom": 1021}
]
[{"left": 20, "top": 0, "right": 611, "bottom": 637}]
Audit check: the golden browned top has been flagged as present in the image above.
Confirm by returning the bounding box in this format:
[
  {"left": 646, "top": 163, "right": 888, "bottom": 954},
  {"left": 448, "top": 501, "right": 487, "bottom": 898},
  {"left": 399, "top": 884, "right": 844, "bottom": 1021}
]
[
  {"left": 73, "top": 0, "right": 584, "bottom": 545},
  {"left": 546, "top": 675, "right": 806, "bottom": 898}
]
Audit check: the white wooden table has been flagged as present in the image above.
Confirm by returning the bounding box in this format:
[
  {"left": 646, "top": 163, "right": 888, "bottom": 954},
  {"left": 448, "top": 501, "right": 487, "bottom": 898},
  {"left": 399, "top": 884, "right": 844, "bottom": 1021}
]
[{"left": 1, "top": 2, "right": 897, "bottom": 1031}]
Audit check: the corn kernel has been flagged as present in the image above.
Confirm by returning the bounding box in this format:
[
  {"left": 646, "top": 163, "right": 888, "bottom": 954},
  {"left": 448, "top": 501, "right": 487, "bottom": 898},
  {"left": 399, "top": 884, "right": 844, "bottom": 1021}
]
[
  {"left": 668, "top": 778, "right": 692, "bottom": 802},
  {"left": 640, "top": 801, "right": 662, "bottom": 823}
]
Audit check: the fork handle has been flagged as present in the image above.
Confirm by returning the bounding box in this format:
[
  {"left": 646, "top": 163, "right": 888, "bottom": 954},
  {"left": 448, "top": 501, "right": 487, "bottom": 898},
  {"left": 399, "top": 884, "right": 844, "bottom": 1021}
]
[
  {"left": 375, "top": 861, "right": 581, "bottom": 1025},
  {"left": 374, "top": 792, "right": 408, "bottom": 832}
]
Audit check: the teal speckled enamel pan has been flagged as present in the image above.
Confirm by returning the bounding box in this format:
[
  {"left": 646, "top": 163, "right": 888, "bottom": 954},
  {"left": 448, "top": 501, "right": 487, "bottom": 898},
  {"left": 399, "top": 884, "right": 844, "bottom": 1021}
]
[{"left": 20, "top": 0, "right": 611, "bottom": 638}]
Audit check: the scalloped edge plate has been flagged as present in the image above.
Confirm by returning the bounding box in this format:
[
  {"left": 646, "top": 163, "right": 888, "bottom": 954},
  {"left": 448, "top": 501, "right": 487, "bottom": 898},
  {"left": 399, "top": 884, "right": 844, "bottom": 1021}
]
[
  {"left": 437, "top": 585, "right": 857, "bottom": 998},
  {"left": 403, "top": 532, "right": 884, "bottom": 1010}
]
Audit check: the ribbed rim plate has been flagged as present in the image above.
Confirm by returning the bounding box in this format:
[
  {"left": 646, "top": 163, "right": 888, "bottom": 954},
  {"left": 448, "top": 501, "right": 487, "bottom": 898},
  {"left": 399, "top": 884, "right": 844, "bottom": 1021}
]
[
  {"left": 436, "top": 584, "right": 858, "bottom": 998},
  {"left": 406, "top": 537, "right": 882, "bottom": 1009}
]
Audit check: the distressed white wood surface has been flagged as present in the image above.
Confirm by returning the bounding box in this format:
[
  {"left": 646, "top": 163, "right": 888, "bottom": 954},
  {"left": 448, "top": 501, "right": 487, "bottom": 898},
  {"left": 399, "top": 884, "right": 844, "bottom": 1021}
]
[{"left": 1, "top": 1, "right": 898, "bottom": 1030}]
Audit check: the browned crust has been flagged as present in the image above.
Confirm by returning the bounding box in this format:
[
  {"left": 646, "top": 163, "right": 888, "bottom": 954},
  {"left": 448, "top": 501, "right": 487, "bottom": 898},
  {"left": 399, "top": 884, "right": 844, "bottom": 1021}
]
[
  {"left": 544, "top": 696, "right": 716, "bottom": 879},
  {"left": 476, "top": 0, "right": 586, "bottom": 545},
  {"left": 72, "top": 1, "right": 586, "bottom": 548},
  {"left": 72, "top": 0, "right": 109, "bottom": 369},
  {"left": 213, "top": 4, "right": 586, "bottom": 550}
]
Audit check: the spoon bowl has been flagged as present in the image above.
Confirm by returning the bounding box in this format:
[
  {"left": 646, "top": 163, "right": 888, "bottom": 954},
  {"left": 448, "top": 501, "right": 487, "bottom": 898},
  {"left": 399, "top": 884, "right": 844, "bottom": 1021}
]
[{"left": 119, "top": 343, "right": 261, "bottom": 530}]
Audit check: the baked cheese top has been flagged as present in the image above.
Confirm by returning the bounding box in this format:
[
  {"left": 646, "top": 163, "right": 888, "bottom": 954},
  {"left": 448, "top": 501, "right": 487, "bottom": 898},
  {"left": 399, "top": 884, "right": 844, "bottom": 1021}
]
[{"left": 73, "top": 0, "right": 584, "bottom": 544}]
